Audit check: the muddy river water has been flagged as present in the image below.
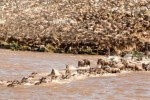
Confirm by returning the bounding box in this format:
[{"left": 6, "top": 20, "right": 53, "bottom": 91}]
[{"left": 0, "top": 49, "right": 150, "bottom": 100}]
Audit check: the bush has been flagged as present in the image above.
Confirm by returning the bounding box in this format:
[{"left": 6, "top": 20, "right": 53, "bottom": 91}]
[
  {"left": 132, "top": 51, "right": 144, "bottom": 58},
  {"left": 10, "top": 41, "right": 20, "bottom": 51}
]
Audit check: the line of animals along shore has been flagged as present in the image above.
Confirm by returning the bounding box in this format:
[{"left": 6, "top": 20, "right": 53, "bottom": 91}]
[{"left": 0, "top": 54, "right": 150, "bottom": 87}]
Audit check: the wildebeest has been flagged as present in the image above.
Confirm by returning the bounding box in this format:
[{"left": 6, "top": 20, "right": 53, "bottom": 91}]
[
  {"left": 142, "top": 63, "right": 150, "bottom": 71},
  {"left": 62, "top": 65, "right": 72, "bottom": 79},
  {"left": 49, "top": 69, "right": 60, "bottom": 80},
  {"left": 28, "top": 72, "right": 37, "bottom": 78},
  {"left": 7, "top": 80, "right": 21, "bottom": 87},
  {"left": 35, "top": 77, "right": 47, "bottom": 85},
  {"left": 78, "top": 59, "right": 90, "bottom": 67},
  {"left": 21, "top": 77, "right": 28, "bottom": 84},
  {"left": 97, "top": 59, "right": 103, "bottom": 65}
]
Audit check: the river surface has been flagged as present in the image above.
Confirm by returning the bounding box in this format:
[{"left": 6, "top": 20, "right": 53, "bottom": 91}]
[{"left": 0, "top": 49, "right": 150, "bottom": 100}]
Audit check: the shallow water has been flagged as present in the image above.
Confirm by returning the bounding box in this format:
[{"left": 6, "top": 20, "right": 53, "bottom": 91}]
[{"left": 0, "top": 49, "right": 150, "bottom": 100}]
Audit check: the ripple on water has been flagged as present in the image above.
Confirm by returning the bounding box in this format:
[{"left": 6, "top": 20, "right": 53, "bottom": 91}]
[{"left": 0, "top": 49, "right": 150, "bottom": 99}]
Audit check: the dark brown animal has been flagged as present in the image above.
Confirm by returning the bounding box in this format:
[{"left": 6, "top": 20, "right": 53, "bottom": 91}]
[
  {"left": 28, "top": 72, "right": 37, "bottom": 78},
  {"left": 35, "top": 77, "right": 47, "bottom": 85},
  {"left": 49, "top": 69, "right": 58, "bottom": 80},
  {"left": 7, "top": 80, "right": 21, "bottom": 87},
  {"left": 62, "top": 65, "right": 72, "bottom": 79},
  {"left": 142, "top": 63, "right": 150, "bottom": 71},
  {"left": 78, "top": 60, "right": 85, "bottom": 67},
  {"left": 21, "top": 77, "right": 28, "bottom": 83},
  {"left": 83, "top": 59, "right": 91, "bottom": 66},
  {"left": 78, "top": 59, "right": 90, "bottom": 67}
]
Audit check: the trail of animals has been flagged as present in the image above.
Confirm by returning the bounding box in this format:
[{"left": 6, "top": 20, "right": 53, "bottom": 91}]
[{"left": 0, "top": 55, "right": 150, "bottom": 87}]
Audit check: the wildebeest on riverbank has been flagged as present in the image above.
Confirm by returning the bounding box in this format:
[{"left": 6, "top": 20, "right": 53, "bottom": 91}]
[{"left": 0, "top": 0, "right": 150, "bottom": 56}]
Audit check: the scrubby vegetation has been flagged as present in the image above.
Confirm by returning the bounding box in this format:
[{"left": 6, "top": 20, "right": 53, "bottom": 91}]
[{"left": 0, "top": 0, "right": 150, "bottom": 55}]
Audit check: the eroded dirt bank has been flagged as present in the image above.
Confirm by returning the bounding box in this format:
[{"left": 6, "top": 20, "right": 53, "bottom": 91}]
[{"left": 0, "top": 0, "right": 150, "bottom": 55}]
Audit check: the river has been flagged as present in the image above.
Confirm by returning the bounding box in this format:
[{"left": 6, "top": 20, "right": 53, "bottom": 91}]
[{"left": 0, "top": 49, "right": 150, "bottom": 100}]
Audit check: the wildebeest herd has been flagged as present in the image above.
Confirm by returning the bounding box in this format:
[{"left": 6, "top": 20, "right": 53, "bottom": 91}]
[{"left": 0, "top": 54, "right": 150, "bottom": 88}]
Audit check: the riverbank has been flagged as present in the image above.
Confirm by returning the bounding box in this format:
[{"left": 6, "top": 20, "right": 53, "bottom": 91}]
[{"left": 0, "top": 0, "right": 150, "bottom": 55}]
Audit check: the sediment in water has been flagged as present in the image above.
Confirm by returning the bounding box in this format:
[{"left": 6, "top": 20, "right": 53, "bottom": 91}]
[{"left": 0, "top": 54, "right": 150, "bottom": 87}]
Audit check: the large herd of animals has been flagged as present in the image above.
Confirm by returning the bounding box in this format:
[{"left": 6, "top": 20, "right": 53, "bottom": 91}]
[
  {"left": 0, "top": 0, "right": 149, "bottom": 55},
  {"left": 0, "top": 0, "right": 149, "bottom": 88}
]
